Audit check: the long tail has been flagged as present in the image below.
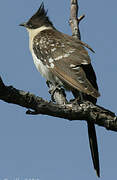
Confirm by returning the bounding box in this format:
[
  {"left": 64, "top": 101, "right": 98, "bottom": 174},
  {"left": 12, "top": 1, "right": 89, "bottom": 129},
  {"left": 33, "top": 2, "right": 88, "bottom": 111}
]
[{"left": 87, "top": 121, "right": 100, "bottom": 177}]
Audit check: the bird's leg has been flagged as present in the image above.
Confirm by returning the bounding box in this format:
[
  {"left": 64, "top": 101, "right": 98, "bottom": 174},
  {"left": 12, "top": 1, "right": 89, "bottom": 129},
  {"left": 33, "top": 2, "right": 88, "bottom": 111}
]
[
  {"left": 71, "top": 89, "right": 85, "bottom": 104},
  {"left": 46, "top": 81, "right": 68, "bottom": 105},
  {"left": 46, "top": 81, "right": 62, "bottom": 99},
  {"left": 79, "top": 91, "right": 84, "bottom": 102}
]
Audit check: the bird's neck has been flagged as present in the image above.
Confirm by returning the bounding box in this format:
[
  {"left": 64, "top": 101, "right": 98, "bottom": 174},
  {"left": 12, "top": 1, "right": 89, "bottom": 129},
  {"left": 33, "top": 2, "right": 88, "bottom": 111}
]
[
  {"left": 27, "top": 26, "right": 53, "bottom": 52},
  {"left": 27, "top": 26, "right": 52, "bottom": 42}
]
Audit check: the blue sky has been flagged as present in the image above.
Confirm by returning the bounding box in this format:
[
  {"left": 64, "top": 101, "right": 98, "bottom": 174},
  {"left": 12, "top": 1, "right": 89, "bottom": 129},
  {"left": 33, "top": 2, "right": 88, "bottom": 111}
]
[{"left": 0, "top": 0, "right": 117, "bottom": 179}]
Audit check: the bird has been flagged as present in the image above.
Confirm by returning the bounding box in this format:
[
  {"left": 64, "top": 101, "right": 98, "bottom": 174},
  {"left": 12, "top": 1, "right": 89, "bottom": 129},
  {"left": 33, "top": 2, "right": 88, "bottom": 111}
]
[{"left": 20, "top": 2, "right": 100, "bottom": 177}]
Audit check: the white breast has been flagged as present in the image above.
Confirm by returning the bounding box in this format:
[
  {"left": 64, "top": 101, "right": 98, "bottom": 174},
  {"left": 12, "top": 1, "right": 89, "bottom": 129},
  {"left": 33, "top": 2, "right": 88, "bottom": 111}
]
[
  {"left": 28, "top": 26, "right": 51, "bottom": 79},
  {"left": 31, "top": 51, "right": 51, "bottom": 79}
]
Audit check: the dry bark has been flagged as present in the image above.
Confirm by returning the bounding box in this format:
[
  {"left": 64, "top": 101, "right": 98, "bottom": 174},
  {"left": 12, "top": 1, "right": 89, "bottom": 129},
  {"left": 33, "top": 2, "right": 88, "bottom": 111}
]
[{"left": 0, "top": 76, "right": 117, "bottom": 132}]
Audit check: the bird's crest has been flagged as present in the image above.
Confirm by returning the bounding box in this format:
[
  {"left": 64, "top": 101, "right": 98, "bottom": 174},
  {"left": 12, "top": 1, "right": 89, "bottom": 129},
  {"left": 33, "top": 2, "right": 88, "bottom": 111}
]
[{"left": 26, "top": 2, "right": 53, "bottom": 29}]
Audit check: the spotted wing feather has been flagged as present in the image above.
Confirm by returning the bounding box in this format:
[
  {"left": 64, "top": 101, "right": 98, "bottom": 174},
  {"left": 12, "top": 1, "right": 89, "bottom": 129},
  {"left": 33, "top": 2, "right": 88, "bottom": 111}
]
[{"left": 33, "top": 29, "right": 100, "bottom": 98}]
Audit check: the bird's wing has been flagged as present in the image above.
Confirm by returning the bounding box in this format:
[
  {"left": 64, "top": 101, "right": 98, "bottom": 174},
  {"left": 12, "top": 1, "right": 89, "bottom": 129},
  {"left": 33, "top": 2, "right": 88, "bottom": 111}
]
[
  {"left": 50, "top": 59, "right": 100, "bottom": 98},
  {"left": 33, "top": 29, "right": 100, "bottom": 98},
  {"left": 50, "top": 31, "right": 99, "bottom": 97}
]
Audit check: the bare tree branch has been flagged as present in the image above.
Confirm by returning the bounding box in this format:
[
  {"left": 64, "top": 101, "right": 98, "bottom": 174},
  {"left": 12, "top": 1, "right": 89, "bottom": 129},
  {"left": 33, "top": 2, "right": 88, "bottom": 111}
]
[
  {"left": 69, "top": 0, "right": 85, "bottom": 40},
  {"left": 0, "top": 76, "right": 117, "bottom": 132}
]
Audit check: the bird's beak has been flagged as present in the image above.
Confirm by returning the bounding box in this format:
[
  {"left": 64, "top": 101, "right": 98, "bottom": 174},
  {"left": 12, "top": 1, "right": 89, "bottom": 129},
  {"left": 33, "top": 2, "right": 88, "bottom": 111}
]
[{"left": 19, "top": 23, "right": 28, "bottom": 28}]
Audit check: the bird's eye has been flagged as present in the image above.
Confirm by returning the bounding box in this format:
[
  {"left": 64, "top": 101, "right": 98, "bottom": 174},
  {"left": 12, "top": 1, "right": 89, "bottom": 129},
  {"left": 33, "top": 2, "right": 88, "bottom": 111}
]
[
  {"left": 26, "top": 22, "right": 33, "bottom": 29},
  {"left": 29, "top": 24, "right": 33, "bottom": 28}
]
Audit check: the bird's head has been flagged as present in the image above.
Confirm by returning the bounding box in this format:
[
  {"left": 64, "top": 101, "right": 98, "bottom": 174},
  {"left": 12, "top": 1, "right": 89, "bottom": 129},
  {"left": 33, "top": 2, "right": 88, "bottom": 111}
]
[{"left": 20, "top": 2, "right": 53, "bottom": 30}]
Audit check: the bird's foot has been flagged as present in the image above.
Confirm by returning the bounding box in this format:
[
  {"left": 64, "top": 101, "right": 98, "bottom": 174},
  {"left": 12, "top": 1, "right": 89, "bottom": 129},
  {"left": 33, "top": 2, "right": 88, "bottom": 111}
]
[
  {"left": 70, "top": 96, "right": 86, "bottom": 105},
  {"left": 46, "top": 81, "right": 66, "bottom": 102}
]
